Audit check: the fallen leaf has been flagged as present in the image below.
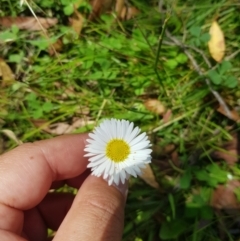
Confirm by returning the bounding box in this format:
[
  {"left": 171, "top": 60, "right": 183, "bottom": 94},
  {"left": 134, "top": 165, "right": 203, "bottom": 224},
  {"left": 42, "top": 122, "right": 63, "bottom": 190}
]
[
  {"left": 0, "top": 58, "right": 15, "bottom": 86},
  {"left": 32, "top": 118, "right": 94, "bottom": 135},
  {"left": 1, "top": 129, "right": 22, "bottom": 145},
  {"left": 211, "top": 133, "right": 239, "bottom": 165},
  {"left": 163, "top": 109, "right": 172, "bottom": 123},
  {"left": 140, "top": 164, "right": 159, "bottom": 189},
  {"left": 48, "top": 38, "right": 63, "bottom": 56},
  {"left": 89, "top": 0, "right": 113, "bottom": 20},
  {"left": 69, "top": 10, "right": 84, "bottom": 36},
  {"left": 46, "top": 122, "right": 71, "bottom": 135},
  {"left": 115, "top": 0, "right": 125, "bottom": 17},
  {"left": 0, "top": 17, "right": 58, "bottom": 31},
  {"left": 211, "top": 180, "right": 240, "bottom": 215},
  {"left": 120, "top": 6, "right": 139, "bottom": 20},
  {"left": 208, "top": 21, "right": 225, "bottom": 62},
  {"left": 171, "top": 150, "right": 180, "bottom": 167},
  {"left": 144, "top": 99, "right": 166, "bottom": 115},
  {"left": 217, "top": 104, "right": 240, "bottom": 122}
]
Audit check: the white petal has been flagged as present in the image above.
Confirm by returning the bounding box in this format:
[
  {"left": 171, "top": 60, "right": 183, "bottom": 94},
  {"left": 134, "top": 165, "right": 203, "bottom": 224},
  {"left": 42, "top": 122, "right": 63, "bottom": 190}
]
[
  {"left": 125, "top": 126, "right": 140, "bottom": 143},
  {"left": 108, "top": 175, "right": 114, "bottom": 185},
  {"left": 109, "top": 161, "right": 115, "bottom": 175},
  {"left": 84, "top": 147, "right": 104, "bottom": 154},
  {"left": 113, "top": 173, "right": 120, "bottom": 185},
  {"left": 87, "top": 157, "right": 107, "bottom": 167},
  {"left": 131, "top": 141, "right": 150, "bottom": 151},
  {"left": 124, "top": 122, "right": 134, "bottom": 140},
  {"left": 84, "top": 152, "right": 98, "bottom": 157},
  {"left": 129, "top": 132, "right": 146, "bottom": 146},
  {"left": 120, "top": 170, "right": 126, "bottom": 184}
]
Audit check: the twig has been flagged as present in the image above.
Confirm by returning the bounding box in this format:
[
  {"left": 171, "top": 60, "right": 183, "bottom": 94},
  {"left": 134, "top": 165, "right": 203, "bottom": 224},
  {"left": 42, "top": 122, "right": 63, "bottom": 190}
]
[
  {"left": 162, "top": 40, "right": 212, "bottom": 68},
  {"left": 21, "top": 0, "right": 60, "bottom": 59},
  {"left": 225, "top": 49, "right": 240, "bottom": 61},
  {"left": 165, "top": 30, "right": 233, "bottom": 120},
  {"left": 185, "top": 45, "right": 212, "bottom": 68}
]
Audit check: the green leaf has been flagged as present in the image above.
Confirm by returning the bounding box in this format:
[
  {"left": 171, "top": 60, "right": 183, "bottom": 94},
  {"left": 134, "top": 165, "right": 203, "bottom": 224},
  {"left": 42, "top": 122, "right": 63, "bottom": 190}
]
[
  {"left": 164, "top": 59, "right": 178, "bottom": 69},
  {"left": 8, "top": 52, "right": 24, "bottom": 63},
  {"left": 160, "top": 220, "right": 188, "bottom": 240},
  {"left": 194, "top": 38, "right": 201, "bottom": 46},
  {"left": 200, "top": 33, "right": 210, "bottom": 43},
  {"left": 200, "top": 206, "right": 213, "bottom": 219},
  {"left": 189, "top": 26, "right": 201, "bottom": 37},
  {"left": 225, "top": 76, "right": 238, "bottom": 88},
  {"left": 41, "top": 0, "right": 54, "bottom": 7},
  {"left": 134, "top": 88, "right": 144, "bottom": 95},
  {"left": 42, "top": 102, "right": 54, "bottom": 112},
  {"left": 25, "top": 92, "right": 37, "bottom": 102},
  {"left": 82, "top": 60, "right": 94, "bottom": 69},
  {"left": 168, "top": 194, "right": 175, "bottom": 219},
  {"left": 28, "top": 38, "right": 54, "bottom": 50},
  {"left": 0, "top": 30, "right": 17, "bottom": 42},
  {"left": 88, "top": 71, "right": 103, "bottom": 80},
  {"left": 61, "top": 0, "right": 72, "bottom": 5},
  {"left": 195, "top": 169, "right": 209, "bottom": 182},
  {"left": 176, "top": 53, "right": 188, "bottom": 64},
  {"left": 206, "top": 164, "right": 228, "bottom": 183},
  {"left": 64, "top": 4, "right": 74, "bottom": 15},
  {"left": 32, "top": 108, "right": 43, "bottom": 119},
  {"left": 219, "top": 60, "right": 232, "bottom": 75},
  {"left": 208, "top": 70, "right": 222, "bottom": 85},
  {"left": 194, "top": 164, "right": 227, "bottom": 187},
  {"left": 180, "top": 170, "right": 192, "bottom": 189},
  {"left": 11, "top": 25, "right": 19, "bottom": 35},
  {"left": 184, "top": 206, "right": 199, "bottom": 218}
]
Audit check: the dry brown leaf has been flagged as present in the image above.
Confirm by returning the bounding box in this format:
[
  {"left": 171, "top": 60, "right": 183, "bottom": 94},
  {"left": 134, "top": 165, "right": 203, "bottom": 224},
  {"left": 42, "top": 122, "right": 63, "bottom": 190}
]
[
  {"left": 32, "top": 118, "right": 93, "bottom": 135},
  {"left": 0, "top": 58, "right": 15, "bottom": 86},
  {"left": 163, "top": 109, "right": 172, "bottom": 123},
  {"left": 2, "top": 129, "right": 22, "bottom": 145},
  {"left": 48, "top": 38, "right": 63, "bottom": 56},
  {"left": 140, "top": 164, "right": 159, "bottom": 189},
  {"left": 144, "top": 99, "right": 166, "bottom": 115},
  {"left": 0, "top": 17, "right": 58, "bottom": 31},
  {"left": 217, "top": 104, "right": 240, "bottom": 122},
  {"left": 89, "top": 0, "right": 113, "bottom": 20},
  {"left": 120, "top": 6, "right": 139, "bottom": 20},
  {"left": 208, "top": 21, "right": 225, "bottom": 62},
  {"left": 69, "top": 11, "right": 84, "bottom": 36},
  {"left": 211, "top": 133, "right": 239, "bottom": 165},
  {"left": 46, "top": 122, "right": 71, "bottom": 135},
  {"left": 115, "top": 0, "right": 125, "bottom": 17},
  {"left": 211, "top": 180, "right": 240, "bottom": 215}
]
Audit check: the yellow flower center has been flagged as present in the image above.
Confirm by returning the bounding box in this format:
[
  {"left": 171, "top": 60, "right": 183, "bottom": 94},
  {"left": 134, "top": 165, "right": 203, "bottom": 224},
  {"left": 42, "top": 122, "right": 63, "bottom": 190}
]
[{"left": 106, "top": 139, "right": 130, "bottom": 163}]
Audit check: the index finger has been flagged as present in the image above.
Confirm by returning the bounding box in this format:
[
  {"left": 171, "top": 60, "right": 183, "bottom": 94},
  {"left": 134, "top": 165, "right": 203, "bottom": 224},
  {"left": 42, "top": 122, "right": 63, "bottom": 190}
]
[{"left": 0, "top": 133, "right": 89, "bottom": 211}]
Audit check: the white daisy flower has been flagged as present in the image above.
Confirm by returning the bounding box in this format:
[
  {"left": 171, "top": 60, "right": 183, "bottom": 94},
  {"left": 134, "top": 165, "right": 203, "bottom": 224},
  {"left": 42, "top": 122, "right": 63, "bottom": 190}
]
[{"left": 84, "top": 118, "right": 152, "bottom": 185}]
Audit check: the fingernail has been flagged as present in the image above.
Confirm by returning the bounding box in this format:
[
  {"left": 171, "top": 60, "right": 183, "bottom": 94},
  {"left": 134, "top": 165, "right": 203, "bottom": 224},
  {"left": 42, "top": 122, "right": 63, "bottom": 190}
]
[{"left": 112, "top": 181, "right": 128, "bottom": 201}]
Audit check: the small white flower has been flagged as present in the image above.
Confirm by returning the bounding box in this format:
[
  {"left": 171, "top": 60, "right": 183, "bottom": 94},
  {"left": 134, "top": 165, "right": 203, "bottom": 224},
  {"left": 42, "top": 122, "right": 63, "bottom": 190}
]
[{"left": 84, "top": 118, "right": 152, "bottom": 185}]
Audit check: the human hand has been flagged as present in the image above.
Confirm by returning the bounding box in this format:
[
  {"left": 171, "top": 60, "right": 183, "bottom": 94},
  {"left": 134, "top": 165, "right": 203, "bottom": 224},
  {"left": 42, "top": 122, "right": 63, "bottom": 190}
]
[{"left": 0, "top": 134, "right": 128, "bottom": 241}]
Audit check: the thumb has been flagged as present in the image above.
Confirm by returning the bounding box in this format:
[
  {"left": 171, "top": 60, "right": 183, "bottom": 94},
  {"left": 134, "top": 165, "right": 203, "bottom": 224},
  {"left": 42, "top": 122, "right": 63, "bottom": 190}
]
[{"left": 53, "top": 175, "right": 128, "bottom": 241}]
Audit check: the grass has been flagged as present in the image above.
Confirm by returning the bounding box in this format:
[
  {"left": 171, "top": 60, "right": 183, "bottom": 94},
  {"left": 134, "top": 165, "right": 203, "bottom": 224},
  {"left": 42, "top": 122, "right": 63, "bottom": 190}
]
[{"left": 1, "top": 0, "right": 240, "bottom": 240}]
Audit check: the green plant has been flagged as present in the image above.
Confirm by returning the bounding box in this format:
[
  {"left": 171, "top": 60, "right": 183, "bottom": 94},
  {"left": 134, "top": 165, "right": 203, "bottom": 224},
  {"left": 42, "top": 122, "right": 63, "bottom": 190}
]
[{"left": 208, "top": 61, "right": 238, "bottom": 88}]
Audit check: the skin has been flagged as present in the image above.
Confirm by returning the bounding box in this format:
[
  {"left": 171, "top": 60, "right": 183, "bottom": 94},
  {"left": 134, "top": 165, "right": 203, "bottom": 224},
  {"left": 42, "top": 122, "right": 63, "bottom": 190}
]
[{"left": 0, "top": 134, "right": 128, "bottom": 241}]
